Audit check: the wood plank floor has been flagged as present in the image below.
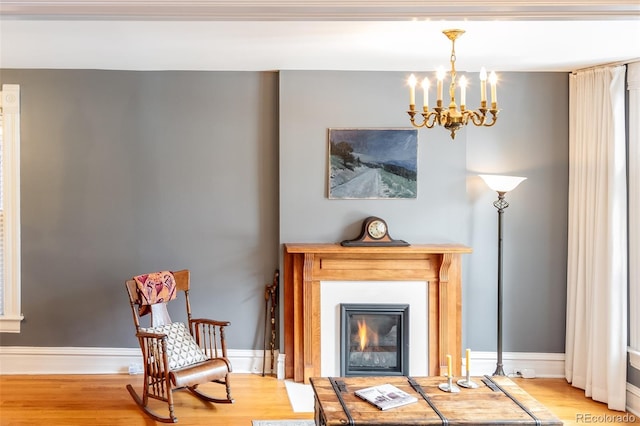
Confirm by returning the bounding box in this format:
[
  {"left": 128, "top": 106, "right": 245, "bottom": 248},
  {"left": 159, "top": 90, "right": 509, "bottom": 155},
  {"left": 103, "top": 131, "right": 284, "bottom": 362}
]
[{"left": 0, "top": 373, "right": 637, "bottom": 425}]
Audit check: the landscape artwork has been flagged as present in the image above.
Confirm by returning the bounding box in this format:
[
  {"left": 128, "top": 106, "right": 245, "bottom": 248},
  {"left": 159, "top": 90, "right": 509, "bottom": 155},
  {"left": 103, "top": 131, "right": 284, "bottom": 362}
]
[{"left": 328, "top": 128, "right": 418, "bottom": 199}]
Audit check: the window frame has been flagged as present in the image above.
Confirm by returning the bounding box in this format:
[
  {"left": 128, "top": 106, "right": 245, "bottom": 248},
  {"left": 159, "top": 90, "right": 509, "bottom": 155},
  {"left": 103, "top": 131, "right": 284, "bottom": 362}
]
[
  {"left": 0, "top": 84, "right": 23, "bottom": 333},
  {"left": 628, "top": 64, "right": 640, "bottom": 367}
]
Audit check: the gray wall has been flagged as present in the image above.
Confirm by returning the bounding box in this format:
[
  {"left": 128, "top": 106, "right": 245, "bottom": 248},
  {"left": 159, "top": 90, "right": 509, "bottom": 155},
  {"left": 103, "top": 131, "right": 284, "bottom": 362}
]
[
  {"left": 0, "top": 69, "right": 567, "bottom": 356},
  {"left": 279, "top": 71, "right": 569, "bottom": 354},
  {"left": 0, "top": 69, "right": 279, "bottom": 349}
]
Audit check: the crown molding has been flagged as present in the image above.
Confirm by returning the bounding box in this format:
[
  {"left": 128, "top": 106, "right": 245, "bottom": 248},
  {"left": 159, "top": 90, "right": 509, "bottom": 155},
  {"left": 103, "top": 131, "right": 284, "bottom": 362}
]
[{"left": 1, "top": 0, "right": 638, "bottom": 20}]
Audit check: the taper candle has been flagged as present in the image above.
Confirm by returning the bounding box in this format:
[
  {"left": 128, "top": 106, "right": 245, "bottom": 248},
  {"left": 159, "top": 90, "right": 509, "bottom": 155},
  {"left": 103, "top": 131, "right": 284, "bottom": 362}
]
[
  {"left": 436, "top": 67, "right": 445, "bottom": 102},
  {"left": 408, "top": 74, "right": 417, "bottom": 106},
  {"left": 466, "top": 348, "right": 470, "bottom": 373},
  {"left": 479, "top": 67, "right": 487, "bottom": 103},
  {"left": 422, "top": 78, "right": 429, "bottom": 109},
  {"left": 489, "top": 71, "right": 498, "bottom": 104},
  {"left": 459, "top": 76, "right": 467, "bottom": 108},
  {"left": 447, "top": 354, "right": 452, "bottom": 377}
]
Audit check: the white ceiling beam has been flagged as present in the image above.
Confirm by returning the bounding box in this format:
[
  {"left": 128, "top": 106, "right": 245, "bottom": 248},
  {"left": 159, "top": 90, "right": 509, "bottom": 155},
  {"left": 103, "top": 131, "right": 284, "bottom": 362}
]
[{"left": 1, "top": 0, "right": 639, "bottom": 20}]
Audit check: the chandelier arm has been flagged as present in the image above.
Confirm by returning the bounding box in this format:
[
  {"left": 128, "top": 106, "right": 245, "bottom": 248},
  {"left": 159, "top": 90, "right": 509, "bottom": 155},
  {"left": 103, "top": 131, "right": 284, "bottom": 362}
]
[
  {"left": 467, "top": 110, "right": 487, "bottom": 126},
  {"left": 407, "top": 110, "right": 439, "bottom": 129},
  {"left": 460, "top": 110, "right": 471, "bottom": 125},
  {"left": 481, "top": 110, "right": 500, "bottom": 127},
  {"left": 423, "top": 111, "right": 439, "bottom": 128}
]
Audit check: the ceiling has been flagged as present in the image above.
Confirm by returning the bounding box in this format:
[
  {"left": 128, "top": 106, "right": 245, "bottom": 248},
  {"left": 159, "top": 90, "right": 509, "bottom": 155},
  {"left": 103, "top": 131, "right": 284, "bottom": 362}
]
[{"left": 0, "top": 0, "right": 639, "bottom": 72}]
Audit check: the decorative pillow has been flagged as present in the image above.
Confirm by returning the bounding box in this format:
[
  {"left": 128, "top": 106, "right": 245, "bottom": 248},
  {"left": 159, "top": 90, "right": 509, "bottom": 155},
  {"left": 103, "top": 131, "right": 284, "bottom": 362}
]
[{"left": 143, "top": 322, "right": 208, "bottom": 370}]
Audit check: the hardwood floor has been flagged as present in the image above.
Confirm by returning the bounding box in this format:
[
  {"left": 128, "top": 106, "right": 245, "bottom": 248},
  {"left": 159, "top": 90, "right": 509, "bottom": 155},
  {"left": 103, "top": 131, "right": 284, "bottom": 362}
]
[{"left": 0, "top": 373, "right": 637, "bottom": 425}]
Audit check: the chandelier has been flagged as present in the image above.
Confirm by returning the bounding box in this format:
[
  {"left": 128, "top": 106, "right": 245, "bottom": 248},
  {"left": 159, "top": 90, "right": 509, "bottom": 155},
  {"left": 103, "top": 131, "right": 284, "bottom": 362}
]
[{"left": 407, "top": 29, "right": 499, "bottom": 139}]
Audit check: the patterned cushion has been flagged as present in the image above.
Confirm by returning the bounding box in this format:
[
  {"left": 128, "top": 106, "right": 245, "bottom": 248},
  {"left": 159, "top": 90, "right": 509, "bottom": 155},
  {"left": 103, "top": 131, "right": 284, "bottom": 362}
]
[{"left": 143, "top": 322, "right": 208, "bottom": 370}]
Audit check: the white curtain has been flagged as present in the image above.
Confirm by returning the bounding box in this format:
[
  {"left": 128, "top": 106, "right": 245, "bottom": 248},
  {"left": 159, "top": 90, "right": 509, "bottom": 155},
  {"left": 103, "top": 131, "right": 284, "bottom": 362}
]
[{"left": 565, "top": 65, "right": 627, "bottom": 411}]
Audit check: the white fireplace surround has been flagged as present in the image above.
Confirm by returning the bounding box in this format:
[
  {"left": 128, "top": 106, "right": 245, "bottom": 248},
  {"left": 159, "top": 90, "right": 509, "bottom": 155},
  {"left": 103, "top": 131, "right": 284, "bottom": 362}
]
[{"left": 320, "top": 280, "right": 428, "bottom": 377}]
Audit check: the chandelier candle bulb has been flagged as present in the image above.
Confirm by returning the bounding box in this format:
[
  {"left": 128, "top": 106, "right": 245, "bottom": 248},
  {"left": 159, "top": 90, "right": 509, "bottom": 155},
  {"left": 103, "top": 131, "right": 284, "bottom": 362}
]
[
  {"left": 459, "top": 76, "right": 467, "bottom": 109},
  {"left": 480, "top": 67, "right": 487, "bottom": 103},
  {"left": 489, "top": 71, "right": 498, "bottom": 105},
  {"left": 436, "top": 66, "right": 445, "bottom": 102},
  {"left": 422, "top": 78, "right": 429, "bottom": 110},
  {"left": 408, "top": 74, "right": 417, "bottom": 106}
]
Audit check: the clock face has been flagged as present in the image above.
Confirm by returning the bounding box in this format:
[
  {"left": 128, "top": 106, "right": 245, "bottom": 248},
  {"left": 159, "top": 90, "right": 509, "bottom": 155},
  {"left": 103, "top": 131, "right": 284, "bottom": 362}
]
[{"left": 367, "top": 220, "right": 387, "bottom": 239}]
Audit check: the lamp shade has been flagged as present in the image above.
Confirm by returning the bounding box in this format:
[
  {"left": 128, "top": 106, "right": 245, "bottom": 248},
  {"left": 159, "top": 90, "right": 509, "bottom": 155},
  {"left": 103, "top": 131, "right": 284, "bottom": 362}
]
[{"left": 479, "top": 174, "right": 527, "bottom": 193}]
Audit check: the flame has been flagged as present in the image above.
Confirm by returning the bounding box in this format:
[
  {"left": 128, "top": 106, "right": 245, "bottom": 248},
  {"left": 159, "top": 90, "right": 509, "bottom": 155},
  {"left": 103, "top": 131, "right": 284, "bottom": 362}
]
[{"left": 357, "top": 319, "right": 368, "bottom": 351}]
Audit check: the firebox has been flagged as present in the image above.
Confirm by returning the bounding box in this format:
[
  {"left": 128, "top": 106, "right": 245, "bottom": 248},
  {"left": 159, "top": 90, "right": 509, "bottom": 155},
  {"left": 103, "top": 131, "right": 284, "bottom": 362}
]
[{"left": 340, "top": 303, "right": 409, "bottom": 376}]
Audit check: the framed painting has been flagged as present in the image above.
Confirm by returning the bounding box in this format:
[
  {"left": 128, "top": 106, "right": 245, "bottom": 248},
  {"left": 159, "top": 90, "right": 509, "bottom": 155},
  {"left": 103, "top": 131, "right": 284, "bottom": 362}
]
[{"left": 328, "top": 128, "right": 418, "bottom": 199}]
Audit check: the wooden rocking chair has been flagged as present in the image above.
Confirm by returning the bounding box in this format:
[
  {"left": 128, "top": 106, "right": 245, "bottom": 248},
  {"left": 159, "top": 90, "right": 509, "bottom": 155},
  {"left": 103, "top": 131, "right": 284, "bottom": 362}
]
[{"left": 125, "top": 269, "right": 233, "bottom": 423}]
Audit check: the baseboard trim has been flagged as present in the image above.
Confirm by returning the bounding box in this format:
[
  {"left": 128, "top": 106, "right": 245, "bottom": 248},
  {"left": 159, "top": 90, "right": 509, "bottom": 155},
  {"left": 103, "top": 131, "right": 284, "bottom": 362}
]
[
  {"left": 0, "top": 346, "right": 280, "bottom": 376},
  {"left": 1, "top": 347, "right": 562, "bottom": 378},
  {"left": 628, "top": 383, "right": 640, "bottom": 417},
  {"left": 466, "top": 351, "right": 565, "bottom": 378}
]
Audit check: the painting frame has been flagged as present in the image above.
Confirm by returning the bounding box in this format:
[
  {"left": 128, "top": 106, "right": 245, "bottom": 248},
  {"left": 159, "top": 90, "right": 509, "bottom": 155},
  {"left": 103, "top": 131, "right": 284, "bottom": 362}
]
[{"left": 328, "top": 128, "right": 418, "bottom": 199}]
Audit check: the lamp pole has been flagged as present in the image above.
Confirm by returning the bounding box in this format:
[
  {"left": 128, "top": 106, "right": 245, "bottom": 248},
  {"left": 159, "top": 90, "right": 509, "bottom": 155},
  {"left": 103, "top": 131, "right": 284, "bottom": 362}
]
[{"left": 493, "top": 191, "right": 509, "bottom": 376}]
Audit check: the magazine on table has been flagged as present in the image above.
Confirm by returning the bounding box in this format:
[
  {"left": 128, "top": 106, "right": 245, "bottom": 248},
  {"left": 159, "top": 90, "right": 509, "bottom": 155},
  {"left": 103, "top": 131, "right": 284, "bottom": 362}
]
[{"left": 354, "top": 383, "right": 418, "bottom": 410}]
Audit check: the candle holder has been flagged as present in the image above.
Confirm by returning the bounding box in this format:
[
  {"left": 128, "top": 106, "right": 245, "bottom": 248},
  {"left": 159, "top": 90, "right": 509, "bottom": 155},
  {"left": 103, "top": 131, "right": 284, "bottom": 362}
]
[
  {"left": 438, "top": 375, "right": 460, "bottom": 393},
  {"left": 457, "top": 370, "right": 480, "bottom": 389}
]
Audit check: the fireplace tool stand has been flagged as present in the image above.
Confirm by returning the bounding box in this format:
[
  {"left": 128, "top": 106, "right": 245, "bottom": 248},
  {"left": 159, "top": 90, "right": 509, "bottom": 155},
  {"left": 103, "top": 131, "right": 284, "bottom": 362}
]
[{"left": 262, "top": 269, "right": 279, "bottom": 376}]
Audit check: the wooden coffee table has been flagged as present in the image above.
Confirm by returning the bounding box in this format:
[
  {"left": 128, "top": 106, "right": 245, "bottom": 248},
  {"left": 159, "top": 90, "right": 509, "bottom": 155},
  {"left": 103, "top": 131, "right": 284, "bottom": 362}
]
[{"left": 310, "top": 375, "right": 563, "bottom": 425}]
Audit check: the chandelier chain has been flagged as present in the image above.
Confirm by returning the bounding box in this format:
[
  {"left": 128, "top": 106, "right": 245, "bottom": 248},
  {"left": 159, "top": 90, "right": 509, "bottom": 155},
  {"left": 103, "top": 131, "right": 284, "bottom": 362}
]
[{"left": 449, "top": 39, "right": 457, "bottom": 105}]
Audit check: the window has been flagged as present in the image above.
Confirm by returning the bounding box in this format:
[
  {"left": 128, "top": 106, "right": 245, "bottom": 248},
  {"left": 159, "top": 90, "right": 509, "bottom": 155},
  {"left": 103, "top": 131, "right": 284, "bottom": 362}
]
[{"left": 0, "top": 84, "right": 22, "bottom": 333}]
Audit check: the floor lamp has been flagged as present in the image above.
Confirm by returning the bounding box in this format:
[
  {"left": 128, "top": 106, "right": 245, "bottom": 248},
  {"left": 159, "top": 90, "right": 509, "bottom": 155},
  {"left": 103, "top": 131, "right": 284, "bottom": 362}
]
[{"left": 479, "top": 174, "right": 527, "bottom": 376}]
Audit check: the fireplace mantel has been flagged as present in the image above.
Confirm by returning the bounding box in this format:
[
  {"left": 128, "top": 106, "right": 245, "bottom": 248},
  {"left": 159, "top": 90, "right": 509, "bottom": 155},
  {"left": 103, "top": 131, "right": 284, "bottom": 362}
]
[{"left": 283, "top": 243, "right": 472, "bottom": 383}]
